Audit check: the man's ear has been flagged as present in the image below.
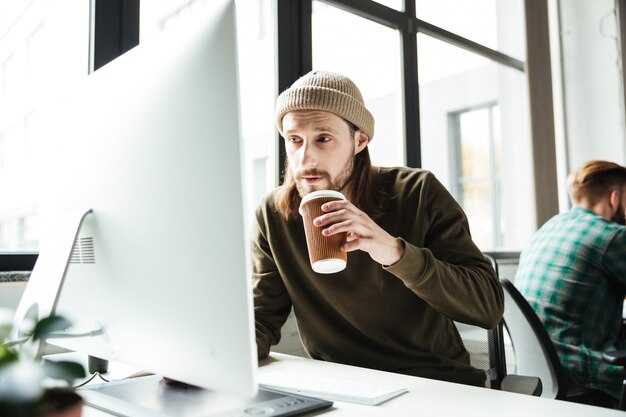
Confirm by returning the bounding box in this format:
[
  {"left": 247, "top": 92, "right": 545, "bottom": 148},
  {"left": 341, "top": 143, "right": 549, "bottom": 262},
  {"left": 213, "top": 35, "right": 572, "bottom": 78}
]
[
  {"left": 354, "top": 131, "right": 369, "bottom": 155},
  {"left": 609, "top": 189, "right": 620, "bottom": 211}
]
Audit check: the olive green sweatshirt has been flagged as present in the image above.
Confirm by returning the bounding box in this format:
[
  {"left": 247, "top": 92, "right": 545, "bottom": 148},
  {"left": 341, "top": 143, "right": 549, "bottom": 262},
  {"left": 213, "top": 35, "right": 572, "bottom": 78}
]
[{"left": 251, "top": 167, "right": 504, "bottom": 387}]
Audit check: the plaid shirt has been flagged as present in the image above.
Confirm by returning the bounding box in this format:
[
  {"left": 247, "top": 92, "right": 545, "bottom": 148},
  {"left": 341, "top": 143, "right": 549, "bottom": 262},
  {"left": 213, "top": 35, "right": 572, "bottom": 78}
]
[{"left": 515, "top": 206, "right": 626, "bottom": 399}]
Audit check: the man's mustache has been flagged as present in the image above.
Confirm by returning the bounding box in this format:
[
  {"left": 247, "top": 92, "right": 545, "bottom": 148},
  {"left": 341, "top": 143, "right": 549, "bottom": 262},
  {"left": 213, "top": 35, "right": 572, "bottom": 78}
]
[{"left": 295, "top": 169, "right": 331, "bottom": 181}]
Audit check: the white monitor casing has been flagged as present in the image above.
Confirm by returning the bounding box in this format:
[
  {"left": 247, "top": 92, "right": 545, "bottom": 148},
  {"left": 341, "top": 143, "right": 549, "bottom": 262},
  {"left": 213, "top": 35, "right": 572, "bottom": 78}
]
[{"left": 14, "top": 0, "right": 257, "bottom": 399}]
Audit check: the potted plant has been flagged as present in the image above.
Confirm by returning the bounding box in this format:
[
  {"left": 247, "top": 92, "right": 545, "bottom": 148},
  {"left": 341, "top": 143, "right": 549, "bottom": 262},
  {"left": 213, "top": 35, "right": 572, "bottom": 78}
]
[{"left": 0, "top": 309, "right": 86, "bottom": 417}]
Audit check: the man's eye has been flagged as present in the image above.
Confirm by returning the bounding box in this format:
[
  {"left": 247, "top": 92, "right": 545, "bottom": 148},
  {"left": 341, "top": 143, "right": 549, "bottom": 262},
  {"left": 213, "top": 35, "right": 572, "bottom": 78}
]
[
  {"left": 288, "top": 137, "right": 302, "bottom": 143},
  {"left": 318, "top": 136, "right": 331, "bottom": 143}
]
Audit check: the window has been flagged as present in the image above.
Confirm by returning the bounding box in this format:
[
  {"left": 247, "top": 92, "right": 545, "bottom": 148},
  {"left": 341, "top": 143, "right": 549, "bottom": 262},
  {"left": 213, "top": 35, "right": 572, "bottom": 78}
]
[
  {"left": 1, "top": 127, "right": 17, "bottom": 171},
  {"left": 24, "top": 110, "right": 40, "bottom": 165},
  {"left": 312, "top": 1, "right": 404, "bottom": 167},
  {"left": 0, "top": 0, "right": 564, "bottom": 256},
  {"left": 1, "top": 0, "right": 277, "bottom": 253},
  {"left": 418, "top": 32, "right": 533, "bottom": 250},
  {"left": 449, "top": 103, "right": 502, "bottom": 249},
  {"left": 0, "top": 130, "right": 5, "bottom": 171},
  {"left": 17, "top": 215, "right": 38, "bottom": 251},
  {"left": 253, "top": 157, "right": 269, "bottom": 208},
  {"left": 0, "top": 1, "right": 90, "bottom": 251},
  {"left": 0, "top": 223, "right": 7, "bottom": 248},
  {"left": 415, "top": 0, "right": 525, "bottom": 60},
  {"left": 303, "top": 0, "right": 533, "bottom": 250},
  {"left": 25, "top": 23, "right": 46, "bottom": 97},
  {"left": 2, "top": 54, "right": 17, "bottom": 101},
  {"left": 234, "top": 0, "right": 277, "bottom": 228}
]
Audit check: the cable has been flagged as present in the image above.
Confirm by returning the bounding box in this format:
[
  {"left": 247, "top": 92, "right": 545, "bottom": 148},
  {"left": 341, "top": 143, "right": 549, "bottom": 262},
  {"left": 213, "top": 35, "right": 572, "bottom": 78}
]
[
  {"left": 46, "top": 326, "right": 105, "bottom": 338},
  {"left": 72, "top": 371, "right": 110, "bottom": 388}
]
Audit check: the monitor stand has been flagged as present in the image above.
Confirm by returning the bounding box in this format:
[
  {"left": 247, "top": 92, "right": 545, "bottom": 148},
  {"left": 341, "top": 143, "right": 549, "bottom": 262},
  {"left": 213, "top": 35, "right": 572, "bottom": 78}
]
[
  {"left": 80, "top": 374, "right": 333, "bottom": 417},
  {"left": 11, "top": 208, "right": 93, "bottom": 347}
]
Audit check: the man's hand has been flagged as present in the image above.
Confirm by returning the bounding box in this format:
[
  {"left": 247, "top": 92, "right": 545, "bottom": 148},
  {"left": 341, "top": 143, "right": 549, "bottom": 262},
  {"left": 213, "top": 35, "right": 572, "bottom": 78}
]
[{"left": 314, "top": 199, "right": 405, "bottom": 266}]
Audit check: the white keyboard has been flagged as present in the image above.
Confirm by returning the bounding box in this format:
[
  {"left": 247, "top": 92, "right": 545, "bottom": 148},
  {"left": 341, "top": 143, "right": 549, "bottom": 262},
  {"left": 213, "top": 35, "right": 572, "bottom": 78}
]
[{"left": 258, "top": 371, "right": 408, "bottom": 406}]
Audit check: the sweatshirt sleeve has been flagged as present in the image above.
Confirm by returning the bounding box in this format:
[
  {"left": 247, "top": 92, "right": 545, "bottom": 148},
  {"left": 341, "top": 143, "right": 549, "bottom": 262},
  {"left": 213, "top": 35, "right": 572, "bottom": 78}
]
[
  {"left": 251, "top": 201, "right": 292, "bottom": 359},
  {"left": 384, "top": 173, "right": 504, "bottom": 329}
]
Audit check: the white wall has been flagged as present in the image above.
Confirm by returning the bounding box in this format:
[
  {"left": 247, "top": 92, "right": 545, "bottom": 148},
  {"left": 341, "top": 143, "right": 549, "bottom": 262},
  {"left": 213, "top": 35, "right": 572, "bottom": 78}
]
[{"left": 558, "top": 0, "right": 626, "bottom": 170}]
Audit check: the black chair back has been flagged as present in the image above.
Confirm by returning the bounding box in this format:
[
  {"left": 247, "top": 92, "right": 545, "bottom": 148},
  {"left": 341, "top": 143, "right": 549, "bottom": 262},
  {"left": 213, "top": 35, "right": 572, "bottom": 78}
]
[
  {"left": 454, "top": 254, "right": 507, "bottom": 390},
  {"left": 500, "top": 277, "right": 568, "bottom": 399}
]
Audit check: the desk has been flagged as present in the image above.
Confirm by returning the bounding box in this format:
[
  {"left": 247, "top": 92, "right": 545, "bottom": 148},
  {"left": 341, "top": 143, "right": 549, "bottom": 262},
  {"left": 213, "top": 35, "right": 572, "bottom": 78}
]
[{"left": 82, "top": 352, "right": 623, "bottom": 417}]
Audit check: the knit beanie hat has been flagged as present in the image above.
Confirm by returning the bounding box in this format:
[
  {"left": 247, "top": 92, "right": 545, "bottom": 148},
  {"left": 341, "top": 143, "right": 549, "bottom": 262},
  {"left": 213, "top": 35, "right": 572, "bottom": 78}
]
[{"left": 275, "top": 70, "right": 375, "bottom": 141}]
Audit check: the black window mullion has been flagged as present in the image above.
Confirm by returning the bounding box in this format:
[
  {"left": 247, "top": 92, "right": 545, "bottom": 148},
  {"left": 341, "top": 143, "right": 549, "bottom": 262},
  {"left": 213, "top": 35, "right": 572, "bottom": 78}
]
[
  {"left": 402, "top": 0, "right": 420, "bottom": 167},
  {"left": 275, "top": 0, "right": 312, "bottom": 186},
  {"left": 416, "top": 20, "right": 524, "bottom": 72},
  {"left": 319, "top": 0, "right": 405, "bottom": 29},
  {"left": 91, "top": 0, "right": 140, "bottom": 72}
]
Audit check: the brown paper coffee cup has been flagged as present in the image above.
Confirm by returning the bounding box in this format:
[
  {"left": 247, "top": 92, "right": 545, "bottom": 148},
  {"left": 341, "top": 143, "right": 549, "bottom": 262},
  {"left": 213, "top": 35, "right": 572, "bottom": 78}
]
[{"left": 299, "top": 190, "right": 347, "bottom": 274}]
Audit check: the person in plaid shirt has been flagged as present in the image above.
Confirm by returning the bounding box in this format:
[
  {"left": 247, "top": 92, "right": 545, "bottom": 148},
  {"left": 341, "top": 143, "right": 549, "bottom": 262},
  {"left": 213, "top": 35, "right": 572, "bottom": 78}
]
[{"left": 516, "top": 160, "right": 626, "bottom": 408}]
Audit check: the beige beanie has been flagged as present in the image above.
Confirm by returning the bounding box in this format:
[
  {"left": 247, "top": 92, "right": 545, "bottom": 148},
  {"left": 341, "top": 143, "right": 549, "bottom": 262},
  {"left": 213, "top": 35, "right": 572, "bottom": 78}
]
[{"left": 275, "top": 70, "right": 375, "bottom": 141}]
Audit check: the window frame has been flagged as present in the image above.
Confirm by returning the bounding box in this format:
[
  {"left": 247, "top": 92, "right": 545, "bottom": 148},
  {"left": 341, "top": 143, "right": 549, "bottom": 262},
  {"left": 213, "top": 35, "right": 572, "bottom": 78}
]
[
  {"left": 6, "top": 0, "right": 626, "bottom": 265},
  {"left": 276, "top": 0, "right": 559, "bottom": 230}
]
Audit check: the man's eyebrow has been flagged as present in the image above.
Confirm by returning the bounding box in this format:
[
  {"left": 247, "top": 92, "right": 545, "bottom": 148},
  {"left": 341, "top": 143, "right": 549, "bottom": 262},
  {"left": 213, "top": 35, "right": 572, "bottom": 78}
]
[
  {"left": 283, "top": 126, "right": 339, "bottom": 135},
  {"left": 314, "top": 126, "right": 338, "bottom": 134}
]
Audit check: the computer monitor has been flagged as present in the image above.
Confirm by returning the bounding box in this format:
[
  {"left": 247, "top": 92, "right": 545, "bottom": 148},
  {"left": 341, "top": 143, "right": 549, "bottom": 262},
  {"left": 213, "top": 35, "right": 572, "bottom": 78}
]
[{"left": 13, "top": 0, "right": 256, "bottom": 399}]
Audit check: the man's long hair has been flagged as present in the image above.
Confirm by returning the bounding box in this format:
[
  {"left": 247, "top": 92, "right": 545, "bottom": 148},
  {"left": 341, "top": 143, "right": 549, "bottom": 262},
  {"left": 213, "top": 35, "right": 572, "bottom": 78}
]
[{"left": 274, "top": 146, "right": 386, "bottom": 221}]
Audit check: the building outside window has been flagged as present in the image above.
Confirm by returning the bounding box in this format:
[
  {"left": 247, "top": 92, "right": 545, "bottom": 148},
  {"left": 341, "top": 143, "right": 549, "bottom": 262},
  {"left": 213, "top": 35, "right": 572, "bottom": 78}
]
[
  {"left": 0, "top": 1, "right": 90, "bottom": 252},
  {"left": 17, "top": 215, "right": 38, "bottom": 250},
  {"left": 449, "top": 103, "right": 503, "bottom": 249},
  {"left": 0, "top": 131, "right": 5, "bottom": 171},
  {"left": 0, "top": 223, "right": 6, "bottom": 248},
  {"left": 415, "top": 0, "right": 531, "bottom": 251}
]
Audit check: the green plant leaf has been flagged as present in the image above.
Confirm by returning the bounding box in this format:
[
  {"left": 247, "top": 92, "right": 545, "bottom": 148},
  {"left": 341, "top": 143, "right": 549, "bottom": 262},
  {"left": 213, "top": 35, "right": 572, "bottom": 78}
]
[
  {"left": 31, "top": 316, "right": 71, "bottom": 341},
  {"left": 0, "top": 345, "right": 18, "bottom": 366},
  {"left": 42, "top": 360, "right": 86, "bottom": 385},
  {"left": 0, "top": 308, "right": 14, "bottom": 343}
]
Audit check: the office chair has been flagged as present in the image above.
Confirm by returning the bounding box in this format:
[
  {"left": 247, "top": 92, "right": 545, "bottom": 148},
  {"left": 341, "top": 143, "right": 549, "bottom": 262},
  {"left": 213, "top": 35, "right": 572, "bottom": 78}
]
[
  {"left": 453, "top": 254, "right": 542, "bottom": 396},
  {"left": 454, "top": 320, "right": 543, "bottom": 395},
  {"left": 501, "top": 277, "right": 625, "bottom": 408},
  {"left": 499, "top": 277, "right": 565, "bottom": 399}
]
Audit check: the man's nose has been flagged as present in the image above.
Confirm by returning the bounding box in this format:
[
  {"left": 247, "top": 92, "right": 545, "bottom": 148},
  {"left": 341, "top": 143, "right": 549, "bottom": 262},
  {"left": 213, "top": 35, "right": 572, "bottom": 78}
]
[{"left": 299, "top": 141, "right": 318, "bottom": 167}]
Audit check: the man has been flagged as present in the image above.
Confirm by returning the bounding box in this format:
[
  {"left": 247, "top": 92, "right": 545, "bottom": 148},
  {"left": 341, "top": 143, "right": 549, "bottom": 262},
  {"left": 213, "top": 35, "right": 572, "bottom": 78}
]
[
  {"left": 516, "top": 160, "right": 626, "bottom": 404},
  {"left": 252, "top": 70, "right": 504, "bottom": 387}
]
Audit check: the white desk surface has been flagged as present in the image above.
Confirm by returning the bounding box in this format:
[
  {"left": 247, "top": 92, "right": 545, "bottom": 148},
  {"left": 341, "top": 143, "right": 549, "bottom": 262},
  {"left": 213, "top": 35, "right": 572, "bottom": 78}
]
[{"left": 83, "top": 352, "right": 624, "bottom": 417}]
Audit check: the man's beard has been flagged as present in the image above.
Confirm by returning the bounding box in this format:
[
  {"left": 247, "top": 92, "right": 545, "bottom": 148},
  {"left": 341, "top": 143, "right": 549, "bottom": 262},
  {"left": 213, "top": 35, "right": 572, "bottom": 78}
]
[
  {"left": 294, "top": 153, "right": 355, "bottom": 197},
  {"left": 611, "top": 200, "right": 626, "bottom": 225}
]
